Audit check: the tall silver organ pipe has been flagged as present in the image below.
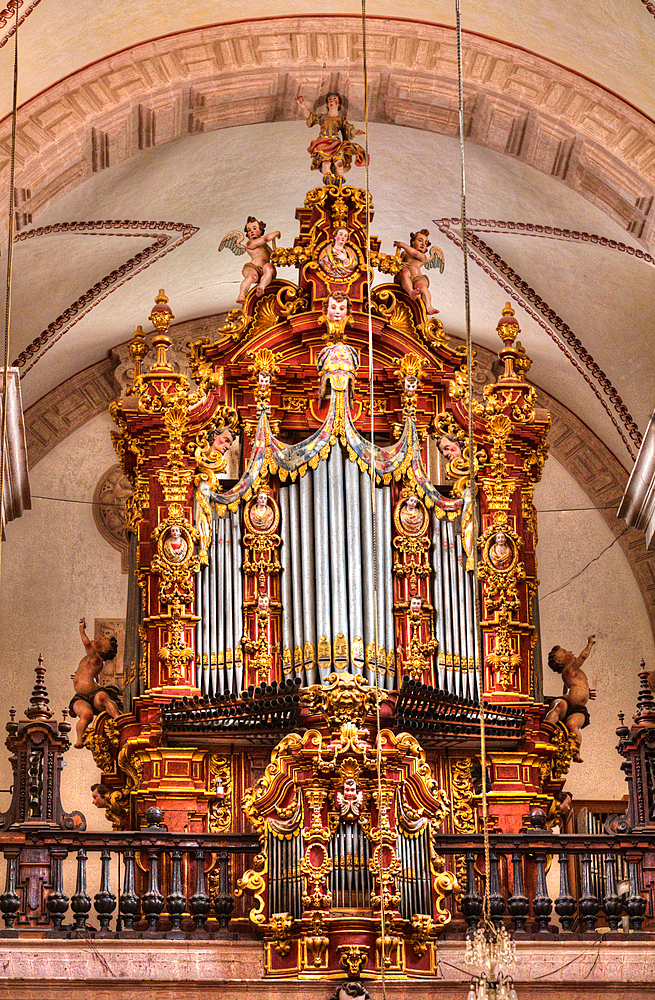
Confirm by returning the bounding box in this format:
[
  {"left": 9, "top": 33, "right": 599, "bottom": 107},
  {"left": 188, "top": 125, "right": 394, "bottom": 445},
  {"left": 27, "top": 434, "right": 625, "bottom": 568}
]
[
  {"left": 431, "top": 512, "right": 479, "bottom": 699},
  {"left": 279, "top": 486, "right": 294, "bottom": 681},
  {"left": 280, "top": 448, "right": 394, "bottom": 685},
  {"left": 195, "top": 512, "right": 243, "bottom": 696},
  {"left": 299, "top": 473, "right": 318, "bottom": 684},
  {"left": 313, "top": 458, "right": 332, "bottom": 681}
]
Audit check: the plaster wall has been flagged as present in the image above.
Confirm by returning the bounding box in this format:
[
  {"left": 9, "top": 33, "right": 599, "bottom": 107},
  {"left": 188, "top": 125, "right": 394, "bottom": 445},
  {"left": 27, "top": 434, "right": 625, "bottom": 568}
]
[
  {"left": 0, "top": 410, "right": 125, "bottom": 832},
  {"left": 535, "top": 455, "right": 655, "bottom": 804}
]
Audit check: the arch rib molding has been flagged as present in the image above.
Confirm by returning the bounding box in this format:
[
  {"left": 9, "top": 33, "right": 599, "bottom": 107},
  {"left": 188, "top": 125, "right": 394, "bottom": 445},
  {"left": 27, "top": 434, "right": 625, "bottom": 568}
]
[{"left": 1, "top": 16, "right": 654, "bottom": 249}]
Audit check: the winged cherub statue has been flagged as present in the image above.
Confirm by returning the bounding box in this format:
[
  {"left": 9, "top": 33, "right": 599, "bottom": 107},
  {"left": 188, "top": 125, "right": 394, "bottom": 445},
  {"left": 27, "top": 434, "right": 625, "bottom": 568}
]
[
  {"left": 218, "top": 216, "right": 281, "bottom": 304},
  {"left": 393, "top": 228, "right": 445, "bottom": 315}
]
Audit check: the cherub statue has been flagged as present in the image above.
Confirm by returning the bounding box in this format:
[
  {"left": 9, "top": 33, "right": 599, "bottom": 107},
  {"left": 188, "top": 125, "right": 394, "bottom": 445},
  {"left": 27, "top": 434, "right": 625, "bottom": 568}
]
[
  {"left": 70, "top": 618, "right": 122, "bottom": 748},
  {"left": 545, "top": 635, "right": 596, "bottom": 762},
  {"left": 328, "top": 983, "right": 370, "bottom": 1000},
  {"left": 295, "top": 91, "right": 367, "bottom": 183},
  {"left": 218, "top": 216, "right": 281, "bottom": 303},
  {"left": 393, "top": 229, "right": 444, "bottom": 315}
]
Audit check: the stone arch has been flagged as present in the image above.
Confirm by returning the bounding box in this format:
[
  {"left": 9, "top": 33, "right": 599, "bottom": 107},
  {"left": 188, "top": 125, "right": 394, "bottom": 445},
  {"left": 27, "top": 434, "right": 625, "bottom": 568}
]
[{"left": 4, "top": 16, "right": 654, "bottom": 248}]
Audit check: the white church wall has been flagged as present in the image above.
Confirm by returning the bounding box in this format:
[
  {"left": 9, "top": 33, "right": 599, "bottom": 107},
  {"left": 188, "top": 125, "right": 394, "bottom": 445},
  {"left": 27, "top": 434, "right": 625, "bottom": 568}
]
[
  {"left": 535, "top": 455, "right": 655, "bottom": 804},
  {"left": 0, "top": 411, "right": 126, "bottom": 832}
]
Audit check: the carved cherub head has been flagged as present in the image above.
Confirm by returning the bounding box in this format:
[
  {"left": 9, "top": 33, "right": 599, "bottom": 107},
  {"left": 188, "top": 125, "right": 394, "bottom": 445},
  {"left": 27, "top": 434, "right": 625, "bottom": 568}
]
[
  {"left": 244, "top": 216, "right": 265, "bottom": 240},
  {"left": 325, "top": 290, "right": 350, "bottom": 323},
  {"left": 328, "top": 983, "right": 370, "bottom": 1000},
  {"left": 410, "top": 228, "right": 430, "bottom": 252}
]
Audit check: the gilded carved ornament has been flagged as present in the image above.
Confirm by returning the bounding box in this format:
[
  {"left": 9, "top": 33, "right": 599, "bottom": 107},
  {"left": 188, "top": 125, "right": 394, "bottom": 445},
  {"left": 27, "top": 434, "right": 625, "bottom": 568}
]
[
  {"left": 150, "top": 503, "right": 200, "bottom": 606},
  {"left": 411, "top": 914, "right": 436, "bottom": 957},
  {"left": 451, "top": 758, "right": 477, "bottom": 835},
  {"left": 157, "top": 599, "right": 196, "bottom": 684},
  {"left": 338, "top": 944, "right": 369, "bottom": 977},
  {"left": 248, "top": 348, "right": 281, "bottom": 411},
  {"left": 267, "top": 913, "right": 294, "bottom": 957},
  {"left": 83, "top": 715, "right": 119, "bottom": 774},
  {"left": 208, "top": 754, "right": 232, "bottom": 833},
  {"left": 301, "top": 674, "right": 380, "bottom": 732}
]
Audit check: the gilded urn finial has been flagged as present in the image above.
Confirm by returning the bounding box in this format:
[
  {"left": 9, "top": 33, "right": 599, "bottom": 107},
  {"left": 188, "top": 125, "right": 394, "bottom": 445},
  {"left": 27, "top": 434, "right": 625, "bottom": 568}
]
[
  {"left": 496, "top": 301, "right": 520, "bottom": 348},
  {"left": 149, "top": 289, "right": 175, "bottom": 366}
]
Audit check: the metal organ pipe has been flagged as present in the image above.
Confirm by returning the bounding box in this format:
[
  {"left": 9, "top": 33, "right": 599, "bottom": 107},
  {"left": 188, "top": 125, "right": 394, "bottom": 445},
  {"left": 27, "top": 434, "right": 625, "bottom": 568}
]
[
  {"left": 216, "top": 517, "right": 226, "bottom": 695},
  {"left": 383, "top": 486, "right": 395, "bottom": 692},
  {"left": 313, "top": 459, "right": 332, "bottom": 681},
  {"left": 231, "top": 512, "right": 244, "bottom": 694},
  {"left": 446, "top": 519, "right": 463, "bottom": 697},
  {"left": 432, "top": 517, "right": 446, "bottom": 691},
  {"left": 288, "top": 480, "right": 305, "bottom": 682},
  {"left": 374, "top": 484, "right": 387, "bottom": 688},
  {"left": 279, "top": 486, "right": 294, "bottom": 681},
  {"left": 328, "top": 447, "right": 349, "bottom": 659},
  {"left": 344, "top": 457, "right": 364, "bottom": 677},
  {"left": 299, "top": 473, "right": 318, "bottom": 685},
  {"left": 359, "top": 467, "right": 376, "bottom": 686},
  {"left": 224, "top": 514, "right": 234, "bottom": 694}
]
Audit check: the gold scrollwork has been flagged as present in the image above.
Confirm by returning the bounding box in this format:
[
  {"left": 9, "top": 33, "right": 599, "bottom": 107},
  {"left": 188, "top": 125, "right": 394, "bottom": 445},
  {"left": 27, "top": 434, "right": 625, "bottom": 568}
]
[
  {"left": 451, "top": 758, "right": 477, "bottom": 835},
  {"left": 208, "top": 755, "right": 232, "bottom": 833}
]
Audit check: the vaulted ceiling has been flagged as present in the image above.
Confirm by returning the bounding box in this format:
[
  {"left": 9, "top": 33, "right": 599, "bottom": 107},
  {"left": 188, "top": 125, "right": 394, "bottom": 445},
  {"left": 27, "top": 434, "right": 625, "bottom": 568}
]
[{"left": 1, "top": 2, "right": 653, "bottom": 470}]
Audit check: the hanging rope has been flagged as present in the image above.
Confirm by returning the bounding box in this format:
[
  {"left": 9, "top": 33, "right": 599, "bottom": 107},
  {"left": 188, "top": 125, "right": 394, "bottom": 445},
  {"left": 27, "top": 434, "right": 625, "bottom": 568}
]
[
  {"left": 455, "top": 0, "right": 491, "bottom": 921},
  {"left": 0, "top": 2, "right": 20, "bottom": 569},
  {"left": 359, "top": 1, "right": 388, "bottom": 994}
]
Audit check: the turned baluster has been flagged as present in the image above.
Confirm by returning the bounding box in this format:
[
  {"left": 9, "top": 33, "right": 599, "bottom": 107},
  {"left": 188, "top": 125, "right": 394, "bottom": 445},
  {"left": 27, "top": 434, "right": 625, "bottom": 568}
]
[
  {"left": 94, "top": 848, "right": 117, "bottom": 937},
  {"left": 488, "top": 851, "right": 505, "bottom": 929},
  {"left": 119, "top": 849, "right": 139, "bottom": 934},
  {"left": 142, "top": 845, "right": 164, "bottom": 934},
  {"left": 212, "top": 851, "right": 235, "bottom": 932},
  {"left": 532, "top": 854, "right": 552, "bottom": 933},
  {"left": 602, "top": 853, "right": 622, "bottom": 932},
  {"left": 189, "top": 849, "right": 211, "bottom": 933},
  {"left": 625, "top": 857, "right": 647, "bottom": 932},
  {"left": 554, "top": 852, "right": 576, "bottom": 932},
  {"left": 507, "top": 852, "right": 529, "bottom": 932},
  {"left": 71, "top": 847, "right": 92, "bottom": 933},
  {"left": 0, "top": 849, "right": 20, "bottom": 934},
  {"left": 460, "top": 853, "right": 483, "bottom": 931},
  {"left": 578, "top": 853, "right": 599, "bottom": 932},
  {"left": 166, "top": 849, "right": 186, "bottom": 938},
  {"left": 46, "top": 847, "right": 69, "bottom": 936}
]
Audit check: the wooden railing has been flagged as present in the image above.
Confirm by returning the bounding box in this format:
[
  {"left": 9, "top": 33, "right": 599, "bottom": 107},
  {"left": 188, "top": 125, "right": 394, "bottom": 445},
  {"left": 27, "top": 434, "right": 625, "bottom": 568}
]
[{"left": 0, "top": 822, "right": 653, "bottom": 937}]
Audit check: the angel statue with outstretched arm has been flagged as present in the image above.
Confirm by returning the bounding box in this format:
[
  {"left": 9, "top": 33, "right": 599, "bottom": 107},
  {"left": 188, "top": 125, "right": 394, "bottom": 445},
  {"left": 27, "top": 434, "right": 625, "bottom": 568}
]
[
  {"left": 295, "top": 91, "right": 368, "bottom": 184},
  {"left": 218, "top": 216, "right": 281, "bottom": 304},
  {"left": 393, "top": 228, "right": 445, "bottom": 316}
]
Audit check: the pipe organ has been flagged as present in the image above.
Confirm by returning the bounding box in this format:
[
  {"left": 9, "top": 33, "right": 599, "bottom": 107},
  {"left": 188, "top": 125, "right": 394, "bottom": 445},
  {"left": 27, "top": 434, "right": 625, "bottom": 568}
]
[{"left": 98, "top": 179, "right": 569, "bottom": 980}]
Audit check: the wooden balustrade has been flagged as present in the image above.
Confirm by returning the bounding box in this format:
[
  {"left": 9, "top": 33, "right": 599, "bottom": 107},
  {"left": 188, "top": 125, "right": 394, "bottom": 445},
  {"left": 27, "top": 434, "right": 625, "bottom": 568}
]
[{"left": 0, "top": 828, "right": 651, "bottom": 938}]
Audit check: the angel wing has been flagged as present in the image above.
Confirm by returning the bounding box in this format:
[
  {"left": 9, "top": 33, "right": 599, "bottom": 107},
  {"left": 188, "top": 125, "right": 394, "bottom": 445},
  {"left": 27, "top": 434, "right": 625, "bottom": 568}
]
[
  {"left": 218, "top": 230, "right": 247, "bottom": 256},
  {"left": 424, "top": 244, "right": 445, "bottom": 273}
]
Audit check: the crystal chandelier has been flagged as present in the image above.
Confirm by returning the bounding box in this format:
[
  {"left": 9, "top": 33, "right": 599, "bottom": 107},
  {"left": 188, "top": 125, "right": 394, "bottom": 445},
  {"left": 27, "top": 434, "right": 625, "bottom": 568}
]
[{"left": 466, "top": 921, "right": 517, "bottom": 1000}]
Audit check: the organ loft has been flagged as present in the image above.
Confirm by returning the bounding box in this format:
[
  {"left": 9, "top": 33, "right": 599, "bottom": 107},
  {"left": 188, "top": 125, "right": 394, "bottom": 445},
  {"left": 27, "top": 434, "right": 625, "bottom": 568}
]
[{"left": 52, "top": 171, "right": 591, "bottom": 978}]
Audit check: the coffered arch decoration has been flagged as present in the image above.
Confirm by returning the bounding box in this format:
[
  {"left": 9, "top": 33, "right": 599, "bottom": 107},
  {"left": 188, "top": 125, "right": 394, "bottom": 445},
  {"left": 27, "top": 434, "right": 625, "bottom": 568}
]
[
  {"left": 2, "top": 15, "right": 654, "bottom": 249},
  {"left": 22, "top": 326, "right": 655, "bottom": 642}
]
